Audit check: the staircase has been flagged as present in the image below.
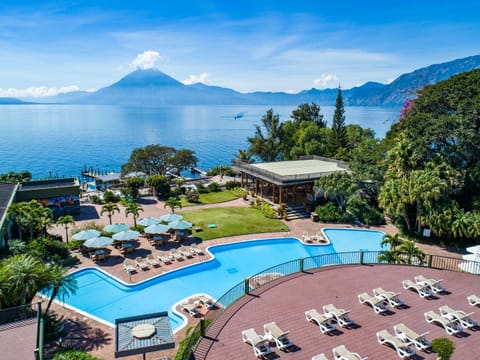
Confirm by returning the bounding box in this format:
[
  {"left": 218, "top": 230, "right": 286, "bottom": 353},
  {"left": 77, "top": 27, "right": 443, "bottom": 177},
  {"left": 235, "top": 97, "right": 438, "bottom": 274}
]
[{"left": 285, "top": 205, "right": 311, "bottom": 220}]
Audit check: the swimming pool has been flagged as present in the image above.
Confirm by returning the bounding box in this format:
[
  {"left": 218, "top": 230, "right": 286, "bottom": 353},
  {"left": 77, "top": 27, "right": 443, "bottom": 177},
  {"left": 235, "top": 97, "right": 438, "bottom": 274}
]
[{"left": 61, "top": 228, "right": 385, "bottom": 331}]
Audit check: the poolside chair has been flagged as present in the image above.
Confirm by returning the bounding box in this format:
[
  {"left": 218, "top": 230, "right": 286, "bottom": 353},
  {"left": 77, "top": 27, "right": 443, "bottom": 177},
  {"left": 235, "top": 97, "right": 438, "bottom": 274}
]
[
  {"left": 305, "top": 309, "right": 336, "bottom": 334},
  {"left": 157, "top": 253, "right": 172, "bottom": 264},
  {"left": 123, "top": 259, "right": 136, "bottom": 274},
  {"left": 241, "top": 328, "right": 272, "bottom": 358},
  {"left": 402, "top": 279, "right": 433, "bottom": 298},
  {"left": 182, "top": 302, "right": 200, "bottom": 317},
  {"left": 323, "top": 304, "right": 354, "bottom": 327},
  {"left": 414, "top": 275, "right": 446, "bottom": 294},
  {"left": 467, "top": 294, "right": 480, "bottom": 306},
  {"left": 393, "top": 323, "right": 431, "bottom": 351},
  {"left": 263, "top": 321, "right": 293, "bottom": 350},
  {"left": 373, "top": 287, "right": 404, "bottom": 308},
  {"left": 135, "top": 257, "right": 149, "bottom": 271},
  {"left": 170, "top": 249, "right": 184, "bottom": 261},
  {"left": 190, "top": 243, "right": 204, "bottom": 255},
  {"left": 358, "top": 292, "right": 389, "bottom": 314},
  {"left": 312, "top": 354, "right": 329, "bottom": 360},
  {"left": 179, "top": 246, "right": 194, "bottom": 258},
  {"left": 197, "top": 294, "right": 215, "bottom": 309},
  {"left": 439, "top": 305, "right": 477, "bottom": 329},
  {"left": 424, "top": 310, "right": 463, "bottom": 335},
  {"left": 146, "top": 254, "right": 160, "bottom": 267},
  {"left": 376, "top": 329, "right": 416, "bottom": 358},
  {"left": 332, "top": 344, "right": 367, "bottom": 360}
]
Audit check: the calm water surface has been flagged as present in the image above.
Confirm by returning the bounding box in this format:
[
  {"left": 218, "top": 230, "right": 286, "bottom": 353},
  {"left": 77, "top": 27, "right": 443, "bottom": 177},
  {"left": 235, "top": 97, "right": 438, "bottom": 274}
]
[{"left": 0, "top": 104, "right": 399, "bottom": 179}]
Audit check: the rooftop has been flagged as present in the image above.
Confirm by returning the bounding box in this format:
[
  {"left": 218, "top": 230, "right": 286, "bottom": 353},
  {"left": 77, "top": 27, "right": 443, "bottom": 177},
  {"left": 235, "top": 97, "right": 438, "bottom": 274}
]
[
  {"left": 0, "top": 182, "right": 18, "bottom": 225},
  {"left": 196, "top": 264, "right": 480, "bottom": 360}
]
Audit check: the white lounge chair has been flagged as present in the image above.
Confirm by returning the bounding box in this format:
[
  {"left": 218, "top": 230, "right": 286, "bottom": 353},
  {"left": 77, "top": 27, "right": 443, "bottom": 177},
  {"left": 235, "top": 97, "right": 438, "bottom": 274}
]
[
  {"left": 123, "top": 260, "right": 136, "bottom": 274},
  {"left": 263, "top": 321, "right": 293, "bottom": 350},
  {"left": 439, "top": 305, "right": 477, "bottom": 329},
  {"left": 358, "top": 292, "right": 389, "bottom": 314},
  {"left": 323, "top": 304, "right": 354, "bottom": 327},
  {"left": 414, "top": 275, "right": 446, "bottom": 294},
  {"left": 190, "top": 243, "right": 204, "bottom": 255},
  {"left": 424, "top": 310, "right": 463, "bottom": 335},
  {"left": 305, "top": 309, "right": 336, "bottom": 334},
  {"left": 402, "top": 279, "right": 433, "bottom": 298},
  {"left": 157, "top": 253, "right": 172, "bottom": 264},
  {"left": 179, "top": 246, "right": 194, "bottom": 258},
  {"left": 197, "top": 294, "right": 215, "bottom": 309},
  {"left": 376, "top": 329, "right": 416, "bottom": 358},
  {"left": 182, "top": 302, "right": 200, "bottom": 317},
  {"left": 333, "top": 344, "right": 367, "bottom": 360},
  {"left": 312, "top": 354, "right": 329, "bottom": 360},
  {"left": 241, "top": 328, "right": 272, "bottom": 358},
  {"left": 146, "top": 254, "right": 160, "bottom": 267},
  {"left": 135, "top": 257, "right": 149, "bottom": 270},
  {"left": 170, "top": 249, "right": 184, "bottom": 261},
  {"left": 373, "top": 287, "right": 404, "bottom": 308},
  {"left": 467, "top": 294, "right": 480, "bottom": 306},
  {"left": 394, "top": 323, "right": 431, "bottom": 351}
]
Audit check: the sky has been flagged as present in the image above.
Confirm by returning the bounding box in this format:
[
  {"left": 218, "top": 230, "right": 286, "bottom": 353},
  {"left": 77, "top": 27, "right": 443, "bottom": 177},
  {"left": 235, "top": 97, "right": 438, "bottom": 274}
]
[{"left": 0, "top": 0, "right": 479, "bottom": 98}]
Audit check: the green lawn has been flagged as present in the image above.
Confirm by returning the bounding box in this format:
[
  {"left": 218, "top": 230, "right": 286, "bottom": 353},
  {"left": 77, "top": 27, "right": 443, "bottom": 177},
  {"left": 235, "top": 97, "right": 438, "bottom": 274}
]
[
  {"left": 180, "top": 189, "right": 243, "bottom": 207},
  {"left": 179, "top": 206, "right": 290, "bottom": 241}
]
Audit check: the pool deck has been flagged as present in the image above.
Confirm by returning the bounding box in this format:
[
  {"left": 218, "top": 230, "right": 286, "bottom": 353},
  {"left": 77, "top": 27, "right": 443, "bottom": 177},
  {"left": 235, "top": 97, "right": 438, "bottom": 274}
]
[
  {"left": 196, "top": 265, "right": 480, "bottom": 360},
  {"left": 44, "top": 196, "right": 466, "bottom": 359}
]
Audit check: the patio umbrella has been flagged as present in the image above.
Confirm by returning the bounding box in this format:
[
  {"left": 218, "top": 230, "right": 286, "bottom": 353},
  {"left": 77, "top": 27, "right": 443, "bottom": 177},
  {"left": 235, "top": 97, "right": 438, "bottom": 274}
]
[
  {"left": 159, "top": 213, "right": 183, "bottom": 223},
  {"left": 144, "top": 224, "right": 170, "bottom": 234},
  {"left": 138, "top": 217, "right": 161, "bottom": 227},
  {"left": 466, "top": 245, "right": 480, "bottom": 254},
  {"left": 168, "top": 220, "right": 193, "bottom": 230},
  {"left": 104, "top": 223, "right": 130, "bottom": 233},
  {"left": 112, "top": 230, "right": 140, "bottom": 241},
  {"left": 72, "top": 229, "right": 101, "bottom": 241},
  {"left": 458, "top": 261, "right": 480, "bottom": 275},
  {"left": 83, "top": 236, "right": 113, "bottom": 248}
]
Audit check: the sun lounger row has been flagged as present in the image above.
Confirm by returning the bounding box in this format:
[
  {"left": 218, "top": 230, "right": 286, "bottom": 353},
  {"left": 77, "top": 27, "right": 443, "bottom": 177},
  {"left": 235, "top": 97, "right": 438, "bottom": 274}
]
[
  {"left": 306, "top": 304, "right": 354, "bottom": 333},
  {"left": 302, "top": 232, "right": 325, "bottom": 243},
  {"left": 376, "top": 329, "right": 416, "bottom": 358},
  {"left": 312, "top": 345, "right": 367, "bottom": 360},
  {"left": 242, "top": 322, "right": 294, "bottom": 358}
]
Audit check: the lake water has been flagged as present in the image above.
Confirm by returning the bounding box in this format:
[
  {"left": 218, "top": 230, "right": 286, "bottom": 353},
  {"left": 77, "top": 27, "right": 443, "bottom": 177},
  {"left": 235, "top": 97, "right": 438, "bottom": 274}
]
[{"left": 0, "top": 104, "right": 399, "bottom": 179}]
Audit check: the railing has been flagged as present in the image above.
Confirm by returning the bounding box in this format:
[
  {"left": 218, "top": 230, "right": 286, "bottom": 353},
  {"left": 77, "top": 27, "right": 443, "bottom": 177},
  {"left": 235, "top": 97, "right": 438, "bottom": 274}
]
[{"left": 177, "top": 251, "right": 479, "bottom": 360}]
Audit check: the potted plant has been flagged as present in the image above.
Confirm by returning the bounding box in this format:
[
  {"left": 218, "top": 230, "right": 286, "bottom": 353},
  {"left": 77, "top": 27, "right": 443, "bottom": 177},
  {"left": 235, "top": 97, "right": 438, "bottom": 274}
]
[{"left": 432, "top": 337, "right": 455, "bottom": 360}]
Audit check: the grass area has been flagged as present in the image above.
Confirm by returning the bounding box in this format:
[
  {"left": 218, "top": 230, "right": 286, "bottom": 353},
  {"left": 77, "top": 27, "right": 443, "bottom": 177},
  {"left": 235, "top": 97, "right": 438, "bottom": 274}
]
[
  {"left": 180, "top": 189, "right": 243, "bottom": 207},
  {"left": 179, "top": 206, "right": 289, "bottom": 241}
]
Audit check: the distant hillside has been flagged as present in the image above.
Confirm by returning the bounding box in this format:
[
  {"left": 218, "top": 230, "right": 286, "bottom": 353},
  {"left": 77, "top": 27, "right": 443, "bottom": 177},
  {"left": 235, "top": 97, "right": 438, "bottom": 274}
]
[
  {"left": 16, "top": 54, "right": 480, "bottom": 107},
  {"left": 0, "top": 97, "right": 31, "bottom": 104}
]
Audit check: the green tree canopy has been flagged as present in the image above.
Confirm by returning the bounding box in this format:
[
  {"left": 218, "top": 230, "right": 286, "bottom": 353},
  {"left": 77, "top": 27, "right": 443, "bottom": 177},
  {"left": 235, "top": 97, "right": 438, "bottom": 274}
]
[
  {"left": 315, "top": 171, "right": 357, "bottom": 212},
  {"left": 328, "top": 87, "right": 350, "bottom": 158},
  {"left": 247, "top": 109, "right": 283, "bottom": 162}
]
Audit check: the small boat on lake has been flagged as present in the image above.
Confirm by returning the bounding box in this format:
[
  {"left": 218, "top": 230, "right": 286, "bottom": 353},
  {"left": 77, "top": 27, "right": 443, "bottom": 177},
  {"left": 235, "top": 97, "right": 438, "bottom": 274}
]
[{"left": 233, "top": 112, "right": 245, "bottom": 120}]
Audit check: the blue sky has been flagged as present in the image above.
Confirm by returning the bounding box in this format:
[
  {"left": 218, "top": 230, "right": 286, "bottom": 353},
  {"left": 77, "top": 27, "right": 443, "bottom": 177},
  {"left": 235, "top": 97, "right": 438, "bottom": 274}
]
[{"left": 0, "top": 0, "right": 479, "bottom": 97}]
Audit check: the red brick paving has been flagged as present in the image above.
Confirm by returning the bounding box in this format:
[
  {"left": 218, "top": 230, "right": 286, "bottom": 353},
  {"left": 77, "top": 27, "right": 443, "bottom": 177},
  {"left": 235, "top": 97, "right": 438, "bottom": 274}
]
[
  {"left": 0, "top": 320, "right": 38, "bottom": 360},
  {"left": 196, "top": 265, "right": 480, "bottom": 360}
]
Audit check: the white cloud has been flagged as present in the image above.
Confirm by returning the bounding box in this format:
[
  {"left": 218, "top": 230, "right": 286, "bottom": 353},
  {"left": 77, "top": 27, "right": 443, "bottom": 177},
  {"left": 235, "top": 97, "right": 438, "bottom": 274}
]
[
  {"left": 313, "top": 74, "right": 338, "bottom": 88},
  {"left": 182, "top": 72, "right": 211, "bottom": 85},
  {"left": 130, "top": 50, "right": 163, "bottom": 70},
  {"left": 0, "top": 85, "right": 80, "bottom": 98}
]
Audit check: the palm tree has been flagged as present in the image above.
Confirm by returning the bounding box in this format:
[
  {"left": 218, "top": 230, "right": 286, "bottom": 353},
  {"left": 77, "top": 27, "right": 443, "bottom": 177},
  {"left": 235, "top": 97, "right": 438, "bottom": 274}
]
[
  {"left": 377, "top": 250, "right": 400, "bottom": 264},
  {"left": 101, "top": 202, "right": 120, "bottom": 225},
  {"left": 56, "top": 215, "right": 75, "bottom": 243},
  {"left": 398, "top": 240, "right": 425, "bottom": 265},
  {"left": 43, "top": 264, "right": 78, "bottom": 319},
  {"left": 381, "top": 234, "right": 403, "bottom": 251},
  {"left": 125, "top": 202, "right": 144, "bottom": 227},
  {"left": 164, "top": 197, "right": 182, "bottom": 213}
]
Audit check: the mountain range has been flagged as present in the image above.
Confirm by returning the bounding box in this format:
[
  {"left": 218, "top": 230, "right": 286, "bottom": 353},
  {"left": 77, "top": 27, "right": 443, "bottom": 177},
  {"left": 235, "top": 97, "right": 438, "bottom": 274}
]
[{"left": 7, "top": 55, "right": 480, "bottom": 107}]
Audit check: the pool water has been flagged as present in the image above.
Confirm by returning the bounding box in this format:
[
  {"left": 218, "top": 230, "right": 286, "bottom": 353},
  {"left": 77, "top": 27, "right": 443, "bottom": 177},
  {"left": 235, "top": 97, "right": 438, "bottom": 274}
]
[{"left": 62, "top": 228, "right": 385, "bottom": 331}]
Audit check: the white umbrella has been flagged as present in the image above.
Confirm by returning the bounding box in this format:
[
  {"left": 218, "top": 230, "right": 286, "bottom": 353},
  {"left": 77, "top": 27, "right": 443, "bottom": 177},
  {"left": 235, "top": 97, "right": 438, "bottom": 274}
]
[
  {"left": 72, "top": 229, "right": 101, "bottom": 241},
  {"left": 168, "top": 220, "right": 192, "bottom": 230},
  {"left": 138, "top": 217, "right": 161, "bottom": 227},
  {"left": 159, "top": 213, "right": 183, "bottom": 223},
  {"left": 83, "top": 236, "right": 113, "bottom": 248},
  {"left": 462, "top": 254, "right": 480, "bottom": 262},
  {"left": 466, "top": 245, "right": 480, "bottom": 254},
  {"left": 104, "top": 223, "right": 130, "bottom": 233},
  {"left": 112, "top": 230, "right": 140, "bottom": 241},
  {"left": 144, "top": 224, "right": 170, "bottom": 234},
  {"left": 458, "top": 261, "right": 480, "bottom": 275}
]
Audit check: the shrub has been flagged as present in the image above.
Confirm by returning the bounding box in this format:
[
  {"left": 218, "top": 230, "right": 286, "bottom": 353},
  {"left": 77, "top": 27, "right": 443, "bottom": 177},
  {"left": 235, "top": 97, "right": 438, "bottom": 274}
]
[
  {"left": 52, "top": 349, "right": 101, "bottom": 360},
  {"left": 196, "top": 184, "right": 209, "bottom": 194},
  {"left": 315, "top": 202, "right": 354, "bottom": 223},
  {"left": 207, "top": 166, "right": 237, "bottom": 177},
  {"left": 207, "top": 182, "right": 221, "bottom": 192},
  {"left": 225, "top": 180, "right": 241, "bottom": 190},
  {"left": 90, "top": 195, "right": 102, "bottom": 204},
  {"left": 65, "top": 240, "right": 84, "bottom": 251},
  {"left": 28, "top": 237, "right": 71, "bottom": 262},
  {"left": 346, "top": 195, "right": 385, "bottom": 226},
  {"left": 186, "top": 189, "right": 200, "bottom": 203},
  {"left": 103, "top": 191, "right": 120, "bottom": 203},
  {"left": 259, "top": 203, "right": 277, "bottom": 219},
  {"left": 432, "top": 337, "right": 455, "bottom": 360}
]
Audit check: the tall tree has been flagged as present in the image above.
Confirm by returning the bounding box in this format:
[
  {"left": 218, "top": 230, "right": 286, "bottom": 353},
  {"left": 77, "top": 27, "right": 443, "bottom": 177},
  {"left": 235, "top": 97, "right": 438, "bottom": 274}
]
[
  {"left": 56, "top": 215, "right": 75, "bottom": 243},
  {"left": 43, "top": 264, "right": 78, "bottom": 319},
  {"left": 329, "top": 87, "right": 349, "bottom": 158},
  {"left": 315, "top": 172, "right": 357, "bottom": 212},
  {"left": 290, "top": 103, "right": 326, "bottom": 128},
  {"left": 125, "top": 202, "right": 144, "bottom": 227},
  {"left": 121, "top": 144, "right": 177, "bottom": 176},
  {"left": 247, "top": 109, "right": 283, "bottom": 161},
  {"left": 101, "top": 202, "right": 120, "bottom": 225},
  {"left": 164, "top": 197, "right": 182, "bottom": 214}
]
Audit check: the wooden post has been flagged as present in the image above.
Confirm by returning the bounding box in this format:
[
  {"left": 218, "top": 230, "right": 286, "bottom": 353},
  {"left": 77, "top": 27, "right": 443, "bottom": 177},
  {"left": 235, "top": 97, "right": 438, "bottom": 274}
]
[{"left": 244, "top": 278, "right": 250, "bottom": 295}]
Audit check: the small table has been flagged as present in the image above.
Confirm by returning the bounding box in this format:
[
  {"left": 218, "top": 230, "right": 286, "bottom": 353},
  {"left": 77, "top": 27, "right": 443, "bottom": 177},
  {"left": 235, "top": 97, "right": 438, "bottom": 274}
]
[{"left": 131, "top": 323, "right": 156, "bottom": 339}]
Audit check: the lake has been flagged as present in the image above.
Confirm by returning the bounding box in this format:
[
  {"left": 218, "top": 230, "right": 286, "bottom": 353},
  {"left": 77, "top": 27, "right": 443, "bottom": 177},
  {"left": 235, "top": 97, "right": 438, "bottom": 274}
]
[{"left": 0, "top": 104, "right": 399, "bottom": 179}]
